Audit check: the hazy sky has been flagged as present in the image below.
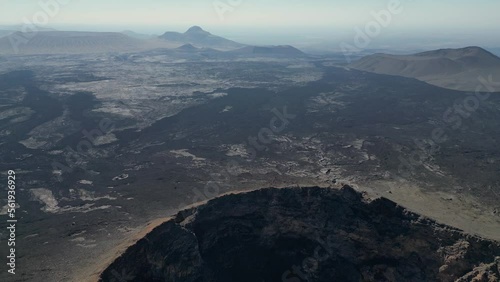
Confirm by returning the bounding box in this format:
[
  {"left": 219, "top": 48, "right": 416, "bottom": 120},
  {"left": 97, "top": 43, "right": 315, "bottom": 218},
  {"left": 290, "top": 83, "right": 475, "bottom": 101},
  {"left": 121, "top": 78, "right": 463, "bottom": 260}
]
[
  {"left": 1, "top": 0, "right": 499, "bottom": 29},
  {"left": 1, "top": 0, "right": 499, "bottom": 49}
]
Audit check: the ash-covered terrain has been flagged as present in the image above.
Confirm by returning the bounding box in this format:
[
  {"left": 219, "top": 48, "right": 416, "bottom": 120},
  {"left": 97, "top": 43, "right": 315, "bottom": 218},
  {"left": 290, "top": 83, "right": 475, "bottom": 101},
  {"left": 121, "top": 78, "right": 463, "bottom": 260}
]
[{"left": 0, "top": 27, "right": 499, "bottom": 282}]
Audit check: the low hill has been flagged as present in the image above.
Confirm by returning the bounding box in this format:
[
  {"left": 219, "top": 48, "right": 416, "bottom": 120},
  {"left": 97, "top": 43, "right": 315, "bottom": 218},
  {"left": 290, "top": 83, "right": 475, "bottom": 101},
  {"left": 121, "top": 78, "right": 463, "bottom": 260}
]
[
  {"left": 349, "top": 46, "right": 500, "bottom": 91},
  {"left": 229, "top": 45, "right": 306, "bottom": 57}
]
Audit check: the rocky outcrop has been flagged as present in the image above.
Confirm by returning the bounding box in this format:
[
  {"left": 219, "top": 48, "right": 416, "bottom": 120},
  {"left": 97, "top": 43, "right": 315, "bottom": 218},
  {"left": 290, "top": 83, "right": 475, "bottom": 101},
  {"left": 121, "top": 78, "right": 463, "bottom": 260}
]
[
  {"left": 99, "top": 186, "right": 500, "bottom": 282},
  {"left": 456, "top": 257, "right": 500, "bottom": 282}
]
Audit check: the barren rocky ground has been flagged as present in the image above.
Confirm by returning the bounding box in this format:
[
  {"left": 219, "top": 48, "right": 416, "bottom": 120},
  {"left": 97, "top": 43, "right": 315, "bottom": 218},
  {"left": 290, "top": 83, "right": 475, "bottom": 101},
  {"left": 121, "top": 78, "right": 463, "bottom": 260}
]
[{"left": 0, "top": 50, "right": 499, "bottom": 281}]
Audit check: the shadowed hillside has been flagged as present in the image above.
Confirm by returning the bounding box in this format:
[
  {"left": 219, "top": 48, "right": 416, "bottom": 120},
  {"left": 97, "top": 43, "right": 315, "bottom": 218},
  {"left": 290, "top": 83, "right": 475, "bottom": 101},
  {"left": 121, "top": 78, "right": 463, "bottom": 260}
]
[{"left": 100, "top": 186, "right": 500, "bottom": 282}]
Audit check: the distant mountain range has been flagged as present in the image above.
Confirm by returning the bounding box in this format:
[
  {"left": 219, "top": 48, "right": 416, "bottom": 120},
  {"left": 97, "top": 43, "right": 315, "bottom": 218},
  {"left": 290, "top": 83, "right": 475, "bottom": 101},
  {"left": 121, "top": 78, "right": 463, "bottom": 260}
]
[
  {"left": 158, "top": 26, "right": 243, "bottom": 50},
  {"left": 349, "top": 46, "right": 500, "bottom": 91},
  {"left": 0, "top": 31, "right": 144, "bottom": 54},
  {"left": 142, "top": 43, "right": 306, "bottom": 61},
  {"left": 0, "top": 25, "right": 55, "bottom": 40},
  {"left": 1, "top": 26, "right": 499, "bottom": 83},
  {"left": 0, "top": 26, "right": 307, "bottom": 58}
]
